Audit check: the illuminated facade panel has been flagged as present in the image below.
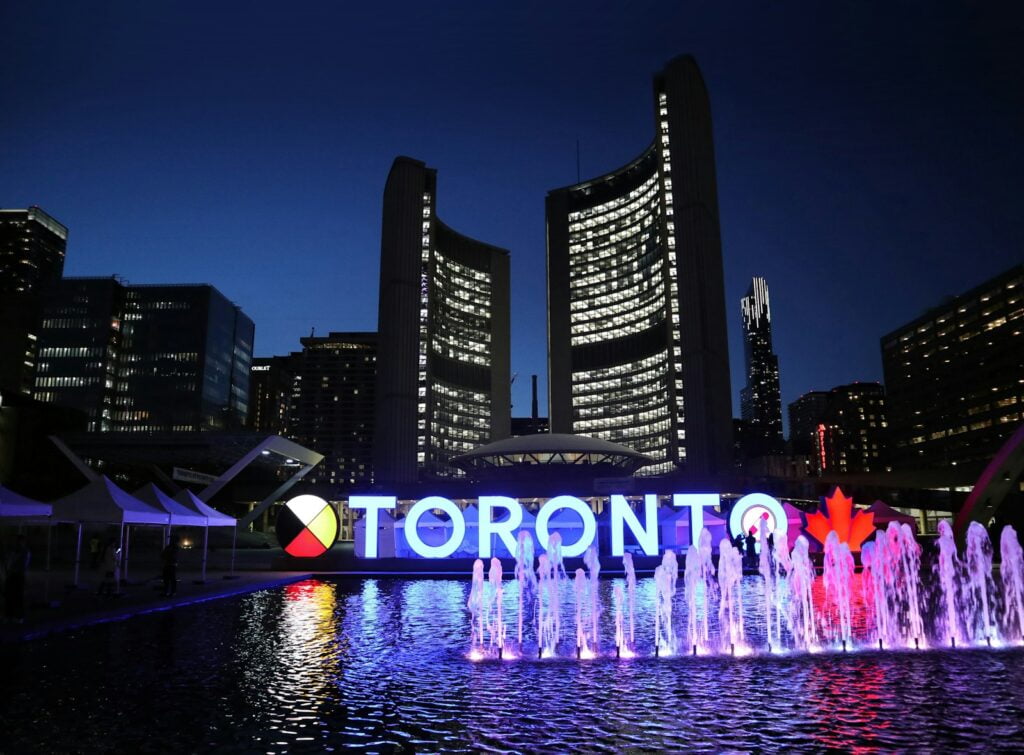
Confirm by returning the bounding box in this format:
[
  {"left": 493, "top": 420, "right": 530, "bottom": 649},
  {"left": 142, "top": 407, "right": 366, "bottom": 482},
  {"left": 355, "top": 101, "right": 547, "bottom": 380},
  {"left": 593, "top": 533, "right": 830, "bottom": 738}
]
[
  {"left": 375, "top": 157, "right": 511, "bottom": 485},
  {"left": 547, "top": 55, "right": 733, "bottom": 478}
]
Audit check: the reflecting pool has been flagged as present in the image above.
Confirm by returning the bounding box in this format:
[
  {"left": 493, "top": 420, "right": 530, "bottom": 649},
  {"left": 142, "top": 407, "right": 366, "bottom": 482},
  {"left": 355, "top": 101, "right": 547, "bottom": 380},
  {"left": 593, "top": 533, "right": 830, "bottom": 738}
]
[{"left": 2, "top": 576, "right": 1024, "bottom": 752}]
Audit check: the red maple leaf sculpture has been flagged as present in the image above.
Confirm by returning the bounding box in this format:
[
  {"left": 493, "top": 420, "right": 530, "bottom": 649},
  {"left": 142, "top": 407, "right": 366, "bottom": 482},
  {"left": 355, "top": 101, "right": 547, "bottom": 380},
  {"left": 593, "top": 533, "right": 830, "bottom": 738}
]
[{"left": 804, "top": 486, "right": 875, "bottom": 552}]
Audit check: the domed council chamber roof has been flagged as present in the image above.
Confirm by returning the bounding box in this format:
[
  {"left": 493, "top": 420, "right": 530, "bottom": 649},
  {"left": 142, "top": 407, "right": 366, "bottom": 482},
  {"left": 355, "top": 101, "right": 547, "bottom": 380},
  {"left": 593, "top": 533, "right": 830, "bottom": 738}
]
[{"left": 450, "top": 433, "right": 653, "bottom": 478}]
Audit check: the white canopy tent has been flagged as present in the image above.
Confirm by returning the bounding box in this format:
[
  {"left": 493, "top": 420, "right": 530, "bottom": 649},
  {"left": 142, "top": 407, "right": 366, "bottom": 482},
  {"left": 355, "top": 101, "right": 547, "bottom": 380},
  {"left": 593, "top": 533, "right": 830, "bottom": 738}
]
[
  {"left": 0, "top": 486, "right": 54, "bottom": 597},
  {"left": 51, "top": 476, "right": 170, "bottom": 586},
  {"left": 173, "top": 489, "right": 238, "bottom": 579},
  {"left": 0, "top": 485, "right": 52, "bottom": 520},
  {"left": 134, "top": 484, "right": 213, "bottom": 583}
]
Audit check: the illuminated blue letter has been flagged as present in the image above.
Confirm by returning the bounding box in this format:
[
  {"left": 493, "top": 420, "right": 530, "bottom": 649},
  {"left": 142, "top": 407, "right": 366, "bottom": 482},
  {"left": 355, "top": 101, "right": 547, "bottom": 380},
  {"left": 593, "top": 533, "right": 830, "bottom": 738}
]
[
  {"left": 478, "top": 496, "right": 523, "bottom": 558},
  {"left": 729, "top": 493, "right": 788, "bottom": 552},
  {"left": 535, "top": 495, "right": 596, "bottom": 558},
  {"left": 610, "top": 494, "right": 659, "bottom": 556},
  {"left": 406, "top": 496, "right": 465, "bottom": 558},
  {"left": 350, "top": 496, "right": 396, "bottom": 559},
  {"left": 673, "top": 493, "right": 720, "bottom": 547}
]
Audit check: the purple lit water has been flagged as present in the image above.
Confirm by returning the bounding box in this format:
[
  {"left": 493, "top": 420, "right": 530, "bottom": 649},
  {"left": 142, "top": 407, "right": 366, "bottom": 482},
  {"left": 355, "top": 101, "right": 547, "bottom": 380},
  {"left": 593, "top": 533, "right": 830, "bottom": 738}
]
[{"left": 4, "top": 574, "right": 1024, "bottom": 752}]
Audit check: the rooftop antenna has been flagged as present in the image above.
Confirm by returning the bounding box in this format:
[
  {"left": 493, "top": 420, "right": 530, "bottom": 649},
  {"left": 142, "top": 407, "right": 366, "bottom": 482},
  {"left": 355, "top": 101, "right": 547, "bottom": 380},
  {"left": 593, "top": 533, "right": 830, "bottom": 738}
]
[
  {"left": 576, "top": 138, "right": 581, "bottom": 183},
  {"left": 310, "top": 327, "right": 315, "bottom": 338}
]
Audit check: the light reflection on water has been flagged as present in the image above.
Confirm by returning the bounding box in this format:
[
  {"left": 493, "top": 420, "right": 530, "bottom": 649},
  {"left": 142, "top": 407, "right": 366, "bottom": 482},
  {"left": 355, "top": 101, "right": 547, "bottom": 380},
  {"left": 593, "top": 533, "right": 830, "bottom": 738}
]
[{"left": 1, "top": 575, "right": 1024, "bottom": 753}]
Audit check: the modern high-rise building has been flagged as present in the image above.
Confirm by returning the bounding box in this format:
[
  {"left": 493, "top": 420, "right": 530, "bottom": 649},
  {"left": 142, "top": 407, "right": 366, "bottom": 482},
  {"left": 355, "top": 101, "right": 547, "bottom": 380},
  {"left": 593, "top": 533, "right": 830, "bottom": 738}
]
[
  {"left": 374, "top": 157, "right": 511, "bottom": 485},
  {"left": 0, "top": 206, "right": 68, "bottom": 295},
  {"left": 739, "top": 276, "right": 784, "bottom": 455},
  {"left": 33, "top": 278, "right": 254, "bottom": 432},
  {"left": 788, "top": 390, "right": 830, "bottom": 457},
  {"left": 287, "top": 332, "right": 376, "bottom": 487},
  {"left": 247, "top": 356, "right": 294, "bottom": 437},
  {"left": 546, "top": 55, "right": 733, "bottom": 477},
  {"left": 882, "top": 264, "right": 1024, "bottom": 470},
  {"left": 787, "top": 383, "right": 888, "bottom": 474},
  {"left": 0, "top": 207, "right": 68, "bottom": 396}
]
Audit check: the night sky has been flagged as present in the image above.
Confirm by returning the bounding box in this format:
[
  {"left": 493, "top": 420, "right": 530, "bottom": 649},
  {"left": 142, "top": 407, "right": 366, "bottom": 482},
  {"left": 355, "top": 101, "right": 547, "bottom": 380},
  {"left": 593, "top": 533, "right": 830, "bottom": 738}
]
[{"left": 3, "top": 2, "right": 1022, "bottom": 430}]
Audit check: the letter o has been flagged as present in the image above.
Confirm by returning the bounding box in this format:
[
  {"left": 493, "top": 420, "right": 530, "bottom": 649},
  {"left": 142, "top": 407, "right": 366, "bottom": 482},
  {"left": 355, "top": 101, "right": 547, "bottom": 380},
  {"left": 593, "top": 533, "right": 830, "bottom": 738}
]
[
  {"left": 729, "top": 493, "right": 788, "bottom": 551},
  {"left": 535, "top": 495, "right": 597, "bottom": 558},
  {"left": 405, "top": 496, "right": 465, "bottom": 558}
]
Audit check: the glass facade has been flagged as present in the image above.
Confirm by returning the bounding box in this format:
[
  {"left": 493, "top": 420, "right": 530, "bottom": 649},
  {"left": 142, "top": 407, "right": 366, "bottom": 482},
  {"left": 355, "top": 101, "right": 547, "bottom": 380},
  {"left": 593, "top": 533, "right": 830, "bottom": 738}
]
[
  {"left": 882, "top": 264, "right": 1024, "bottom": 469},
  {"left": 33, "top": 278, "right": 253, "bottom": 432},
  {"left": 739, "top": 276, "right": 784, "bottom": 455},
  {"left": 421, "top": 217, "right": 501, "bottom": 476},
  {"left": 547, "top": 56, "right": 734, "bottom": 479},
  {"left": 0, "top": 207, "right": 68, "bottom": 396},
  {"left": 375, "top": 157, "right": 510, "bottom": 485}
]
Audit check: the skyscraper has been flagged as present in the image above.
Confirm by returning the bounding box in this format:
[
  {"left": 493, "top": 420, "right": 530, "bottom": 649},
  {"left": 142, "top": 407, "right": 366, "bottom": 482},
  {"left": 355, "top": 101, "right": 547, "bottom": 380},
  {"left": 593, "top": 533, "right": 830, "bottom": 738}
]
[
  {"left": 546, "top": 55, "right": 733, "bottom": 477},
  {"left": 787, "top": 383, "right": 888, "bottom": 474},
  {"left": 0, "top": 206, "right": 67, "bottom": 295},
  {"left": 34, "top": 278, "right": 253, "bottom": 432},
  {"left": 0, "top": 206, "right": 68, "bottom": 396},
  {"left": 739, "top": 277, "right": 784, "bottom": 455},
  {"left": 287, "top": 332, "right": 376, "bottom": 487},
  {"left": 881, "top": 264, "right": 1023, "bottom": 470},
  {"left": 374, "top": 157, "right": 511, "bottom": 485}
]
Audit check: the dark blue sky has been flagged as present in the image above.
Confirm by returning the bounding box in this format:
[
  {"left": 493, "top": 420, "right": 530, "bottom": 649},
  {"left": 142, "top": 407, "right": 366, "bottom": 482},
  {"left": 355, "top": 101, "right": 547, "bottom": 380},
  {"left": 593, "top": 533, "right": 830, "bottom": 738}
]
[{"left": 3, "top": 2, "right": 1022, "bottom": 429}]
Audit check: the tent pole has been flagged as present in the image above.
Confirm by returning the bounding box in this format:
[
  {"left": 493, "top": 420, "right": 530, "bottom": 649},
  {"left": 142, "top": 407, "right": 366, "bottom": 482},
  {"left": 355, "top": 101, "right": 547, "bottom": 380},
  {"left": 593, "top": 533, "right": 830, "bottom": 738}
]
[
  {"left": 124, "top": 525, "right": 131, "bottom": 583},
  {"left": 44, "top": 520, "right": 53, "bottom": 603},
  {"left": 230, "top": 526, "right": 237, "bottom": 577},
  {"left": 201, "top": 520, "right": 209, "bottom": 583},
  {"left": 118, "top": 520, "right": 125, "bottom": 594},
  {"left": 74, "top": 522, "right": 83, "bottom": 587}
]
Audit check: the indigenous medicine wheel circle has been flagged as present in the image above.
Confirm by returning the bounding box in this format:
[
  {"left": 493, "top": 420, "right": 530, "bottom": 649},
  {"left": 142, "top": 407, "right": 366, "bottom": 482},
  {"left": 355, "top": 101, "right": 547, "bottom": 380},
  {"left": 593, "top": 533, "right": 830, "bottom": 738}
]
[{"left": 277, "top": 495, "right": 338, "bottom": 557}]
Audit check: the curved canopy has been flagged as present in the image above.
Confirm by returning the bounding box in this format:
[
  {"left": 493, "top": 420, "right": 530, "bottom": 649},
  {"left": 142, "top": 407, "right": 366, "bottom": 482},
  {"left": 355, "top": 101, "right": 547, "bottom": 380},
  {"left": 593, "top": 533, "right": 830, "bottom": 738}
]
[{"left": 451, "top": 433, "right": 652, "bottom": 475}]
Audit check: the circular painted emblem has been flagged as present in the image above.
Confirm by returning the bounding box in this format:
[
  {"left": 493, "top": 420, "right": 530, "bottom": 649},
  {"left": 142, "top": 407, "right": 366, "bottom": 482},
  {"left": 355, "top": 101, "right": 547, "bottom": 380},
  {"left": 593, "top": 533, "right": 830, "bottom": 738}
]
[{"left": 277, "top": 495, "right": 338, "bottom": 557}]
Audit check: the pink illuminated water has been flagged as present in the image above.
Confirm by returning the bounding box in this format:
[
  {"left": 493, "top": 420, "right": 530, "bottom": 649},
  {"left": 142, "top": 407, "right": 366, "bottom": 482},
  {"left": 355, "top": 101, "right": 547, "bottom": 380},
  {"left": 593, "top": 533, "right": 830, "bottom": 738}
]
[{"left": 468, "top": 523, "right": 1024, "bottom": 661}]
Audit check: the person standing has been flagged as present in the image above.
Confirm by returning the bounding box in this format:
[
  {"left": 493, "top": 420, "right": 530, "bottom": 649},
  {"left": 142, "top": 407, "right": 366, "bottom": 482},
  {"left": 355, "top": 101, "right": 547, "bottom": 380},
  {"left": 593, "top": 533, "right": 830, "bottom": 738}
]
[
  {"left": 89, "top": 535, "right": 102, "bottom": 568},
  {"left": 161, "top": 537, "right": 179, "bottom": 597},
  {"left": 745, "top": 529, "right": 757, "bottom": 569},
  {"left": 4, "top": 534, "right": 31, "bottom": 623}
]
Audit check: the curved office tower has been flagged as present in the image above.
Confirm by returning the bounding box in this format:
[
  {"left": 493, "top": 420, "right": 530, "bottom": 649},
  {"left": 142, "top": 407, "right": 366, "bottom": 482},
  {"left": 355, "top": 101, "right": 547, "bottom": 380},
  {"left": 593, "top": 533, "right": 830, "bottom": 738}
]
[
  {"left": 375, "top": 157, "right": 511, "bottom": 485},
  {"left": 546, "top": 55, "right": 732, "bottom": 478}
]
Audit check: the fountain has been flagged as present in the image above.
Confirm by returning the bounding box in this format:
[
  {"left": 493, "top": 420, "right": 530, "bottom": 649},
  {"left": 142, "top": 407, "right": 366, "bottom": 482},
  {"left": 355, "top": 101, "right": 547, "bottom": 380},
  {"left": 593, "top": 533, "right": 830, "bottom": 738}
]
[
  {"left": 583, "top": 545, "right": 601, "bottom": 655},
  {"left": 758, "top": 516, "right": 777, "bottom": 650},
  {"left": 717, "top": 539, "right": 744, "bottom": 653},
  {"left": 467, "top": 559, "right": 485, "bottom": 656},
  {"left": 653, "top": 550, "right": 677, "bottom": 655},
  {"left": 514, "top": 530, "right": 536, "bottom": 649},
  {"left": 487, "top": 557, "right": 506, "bottom": 654},
  {"left": 1001, "top": 525, "right": 1024, "bottom": 641},
  {"left": 822, "top": 531, "right": 854, "bottom": 647},
  {"left": 623, "top": 552, "right": 637, "bottom": 650},
  {"left": 685, "top": 527, "right": 715, "bottom": 653},
  {"left": 535, "top": 553, "right": 559, "bottom": 656},
  {"left": 788, "top": 536, "right": 817, "bottom": 650},
  {"left": 465, "top": 520, "right": 1024, "bottom": 661},
  {"left": 965, "top": 521, "right": 997, "bottom": 644}
]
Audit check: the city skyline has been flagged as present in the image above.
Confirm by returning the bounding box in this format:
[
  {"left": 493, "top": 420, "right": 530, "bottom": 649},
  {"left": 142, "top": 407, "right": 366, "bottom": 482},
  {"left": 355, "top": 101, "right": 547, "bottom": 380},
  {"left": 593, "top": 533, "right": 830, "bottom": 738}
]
[{"left": 3, "top": 3, "right": 1023, "bottom": 426}]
